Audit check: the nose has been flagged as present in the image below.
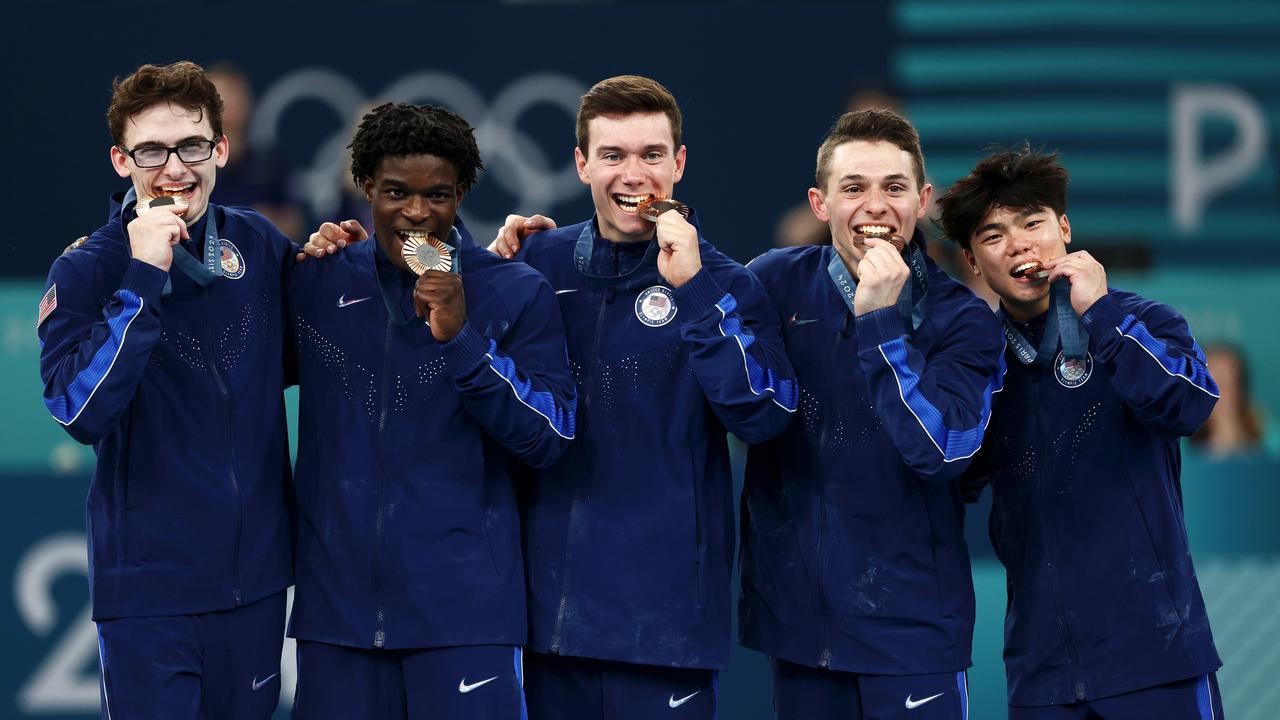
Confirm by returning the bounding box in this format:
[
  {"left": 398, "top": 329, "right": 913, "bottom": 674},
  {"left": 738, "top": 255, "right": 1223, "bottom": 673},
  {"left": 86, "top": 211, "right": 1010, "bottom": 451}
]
[
  {"left": 160, "top": 150, "right": 188, "bottom": 177},
  {"left": 1008, "top": 227, "right": 1034, "bottom": 256},
  {"left": 620, "top": 156, "right": 645, "bottom": 185},
  {"left": 862, "top": 186, "right": 889, "bottom": 215},
  {"left": 401, "top": 195, "right": 430, "bottom": 223}
]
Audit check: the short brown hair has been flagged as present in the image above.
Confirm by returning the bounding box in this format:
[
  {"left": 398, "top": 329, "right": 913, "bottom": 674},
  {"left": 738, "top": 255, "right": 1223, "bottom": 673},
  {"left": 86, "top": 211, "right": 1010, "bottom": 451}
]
[
  {"left": 576, "top": 75, "right": 682, "bottom": 152},
  {"left": 107, "top": 61, "right": 224, "bottom": 146},
  {"left": 814, "top": 108, "right": 926, "bottom": 191}
]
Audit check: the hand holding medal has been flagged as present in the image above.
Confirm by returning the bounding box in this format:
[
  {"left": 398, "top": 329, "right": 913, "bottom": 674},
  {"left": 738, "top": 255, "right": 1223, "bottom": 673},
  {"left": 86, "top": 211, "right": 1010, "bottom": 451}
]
[
  {"left": 1042, "top": 250, "right": 1108, "bottom": 316},
  {"left": 128, "top": 194, "right": 189, "bottom": 272},
  {"left": 638, "top": 195, "right": 701, "bottom": 289},
  {"left": 402, "top": 231, "right": 465, "bottom": 342}
]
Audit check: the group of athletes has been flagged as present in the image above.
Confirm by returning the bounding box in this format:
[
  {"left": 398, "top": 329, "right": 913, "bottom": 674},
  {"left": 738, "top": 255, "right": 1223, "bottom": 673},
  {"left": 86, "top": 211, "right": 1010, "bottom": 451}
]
[{"left": 38, "top": 60, "right": 1224, "bottom": 720}]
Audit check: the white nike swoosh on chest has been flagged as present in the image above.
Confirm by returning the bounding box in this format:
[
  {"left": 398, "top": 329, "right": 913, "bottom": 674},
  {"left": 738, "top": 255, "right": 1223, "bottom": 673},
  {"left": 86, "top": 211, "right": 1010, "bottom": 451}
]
[
  {"left": 555, "top": 288, "right": 579, "bottom": 295},
  {"left": 337, "top": 294, "right": 372, "bottom": 307}
]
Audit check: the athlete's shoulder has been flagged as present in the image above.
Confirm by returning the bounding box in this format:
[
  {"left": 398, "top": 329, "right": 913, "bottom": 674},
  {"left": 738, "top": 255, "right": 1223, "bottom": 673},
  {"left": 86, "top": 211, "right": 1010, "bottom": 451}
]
[
  {"left": 746, "top": 245, "right": 827, "bottom": 283},
  {"left": 521, "top": 221, "right": 586, "bottom": 260}
]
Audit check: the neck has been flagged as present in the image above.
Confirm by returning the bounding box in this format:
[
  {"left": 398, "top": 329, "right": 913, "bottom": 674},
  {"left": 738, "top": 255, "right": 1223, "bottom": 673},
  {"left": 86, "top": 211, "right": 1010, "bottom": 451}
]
[
  {"left": 377, "top": 235, "right": 412, "bottom": 274},
  {"left": 833, "top": 240, "right": 861, "bottom": 280},
  {"left": 597, "top": 217, "right": 655, "bottom": 245},
  {"left": 1003, "top": 295, "right": 1051, "bottom": 322}
]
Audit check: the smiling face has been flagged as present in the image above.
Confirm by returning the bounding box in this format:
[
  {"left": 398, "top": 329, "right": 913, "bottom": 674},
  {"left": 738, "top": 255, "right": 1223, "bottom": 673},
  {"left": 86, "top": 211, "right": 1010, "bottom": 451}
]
[
  {"left": 808, "top": 139, "right": 932, "bottom": 271},
  {"left": 964, "top": 205, "right": 1071, "bottom": 321},
  {"left": 364, "top": 153, "right": 464, "bottom": 272},
  {"left": 110, "top": 102, "right": 227, "bottom": 224},
  {"left": 575, "top": 112, "right": 686, "bottom": 244}
]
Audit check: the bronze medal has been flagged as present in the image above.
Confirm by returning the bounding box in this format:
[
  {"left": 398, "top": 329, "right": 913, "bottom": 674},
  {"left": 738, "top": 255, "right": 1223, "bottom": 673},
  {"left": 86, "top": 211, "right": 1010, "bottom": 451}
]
[{"left": 402, "top": 234, "right": 452, "bottom": 275}]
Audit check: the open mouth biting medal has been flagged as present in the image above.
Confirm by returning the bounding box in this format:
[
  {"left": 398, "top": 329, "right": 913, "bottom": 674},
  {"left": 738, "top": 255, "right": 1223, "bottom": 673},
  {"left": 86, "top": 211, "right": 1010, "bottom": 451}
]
[
  {"left": 1011, "top": 260, "right": 1050, "bottom": 280},
  {"left": 136, "top": 191, "right": 190, "bottom": 216},
  {"left": 636, "top": 196, "right": 693, "bottom": 222},
  {"left": 401, "top": 232, "right": 453, "bottom": 275},
  {"left": 855, "top": 224, "right": 907, "bottom": 252}
]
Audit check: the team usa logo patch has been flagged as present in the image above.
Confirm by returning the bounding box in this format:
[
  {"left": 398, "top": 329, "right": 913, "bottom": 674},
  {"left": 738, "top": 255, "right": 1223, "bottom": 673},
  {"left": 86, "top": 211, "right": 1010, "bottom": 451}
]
[
  {"left": 635, "top": 285, "right": 678, "bottom": 327},
  {"left": 1054, "top": 350, "right": 1093, "bottom": 389},
  {"left": 219, "top": 239, "right": 245, "bottom": 279}
]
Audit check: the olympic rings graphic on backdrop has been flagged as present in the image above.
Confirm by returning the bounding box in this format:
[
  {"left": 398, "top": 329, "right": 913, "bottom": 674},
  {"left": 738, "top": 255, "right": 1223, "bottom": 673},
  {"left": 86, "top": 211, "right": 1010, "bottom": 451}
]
[{"left": 250, "top": 68, "right": 588, "bottom": 234}]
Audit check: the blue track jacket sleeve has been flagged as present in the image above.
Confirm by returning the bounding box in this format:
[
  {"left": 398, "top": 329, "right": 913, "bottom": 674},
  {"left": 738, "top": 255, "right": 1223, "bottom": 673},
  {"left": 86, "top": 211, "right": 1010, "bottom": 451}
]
[
  {"left": 438, "top": 277, "right": 576, "bottom": 469},
  {"left": 856, "top": 301, "right": 1005, "bottom": 483},
  {"left": 39, "top": 255, "right": 169, "bottom": 445},
  {"left": 1081, "top": 292, "right": 1218, "bottom": 437},
  {"left": 673, "top": 267, "right": 799, "bottom": 444}
]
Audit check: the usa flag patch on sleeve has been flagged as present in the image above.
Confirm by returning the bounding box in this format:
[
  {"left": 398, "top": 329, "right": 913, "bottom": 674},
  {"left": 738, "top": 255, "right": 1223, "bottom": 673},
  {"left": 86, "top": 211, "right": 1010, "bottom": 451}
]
[{"left": 37, "top": 284, "right": 57, "bottom": 328}]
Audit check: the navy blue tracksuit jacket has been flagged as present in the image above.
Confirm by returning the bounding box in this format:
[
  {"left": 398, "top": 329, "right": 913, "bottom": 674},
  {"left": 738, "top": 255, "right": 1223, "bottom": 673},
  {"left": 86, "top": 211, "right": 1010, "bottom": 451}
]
[
  {"left": 39, "top": 194, "right": 294, "bottom": 620},
  {"left": 517, "top": 216, "right": 798, "bottom": 670},
  {"left": 966, "top": 289, "right": 1222, "bottom": 706},
  {"left": 740, "top": 240, "right": 1005, "bottom": 675},
  {"left": 287, "top": 223, "right": 576, "bottom": 650}
]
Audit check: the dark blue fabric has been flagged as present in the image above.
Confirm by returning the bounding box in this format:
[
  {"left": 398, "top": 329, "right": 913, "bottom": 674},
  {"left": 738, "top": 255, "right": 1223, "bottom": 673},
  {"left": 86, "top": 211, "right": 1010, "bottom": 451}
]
[
  {"left": 517, "top": 217, "right": 797, "bottom": 670},
  {"left": 967, "top": 290, "right": 1222, "bottom": 706},
  {"left": 523, "top": 651, "right": 717, "bottom": 720},
  {"left": 39, "top": 195, "right": 295, "bottom": 620},
  {"left": 96, "top": 590, "right": 286, "bottom": 719},
  {"left": 294, "top": 641, "right": 526, "bottom": 720},
  {"left": 770, "top": 658, "right": 969, "bottom": 720},
  {"left": 1007, "top": 673, "right": 1223, "bottom": 719},
  {"left": 739, "top": 243, "right": 1005, "bottom": 676},
  {"left": 287, "top": 217, "right": 576, "bottom": 650}
]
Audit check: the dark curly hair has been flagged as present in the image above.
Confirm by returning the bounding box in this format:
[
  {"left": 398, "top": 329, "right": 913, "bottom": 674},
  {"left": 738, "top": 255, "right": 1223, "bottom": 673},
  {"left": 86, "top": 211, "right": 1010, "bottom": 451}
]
[
  {"left": 349, "top": 102, "right": 483, "bottom": 192},
  {"left": 107, "top": 61, "right": 224, "bottom": 146},
  {"left": 936, "top": 145, "right": 1068, "bottom": 250}
]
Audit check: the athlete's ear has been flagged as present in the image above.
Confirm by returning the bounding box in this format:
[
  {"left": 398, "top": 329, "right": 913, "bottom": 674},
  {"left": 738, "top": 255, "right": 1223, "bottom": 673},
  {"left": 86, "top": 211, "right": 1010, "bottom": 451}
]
[{"left": 963, "top": 249, "right": 980, "bottom": 275}]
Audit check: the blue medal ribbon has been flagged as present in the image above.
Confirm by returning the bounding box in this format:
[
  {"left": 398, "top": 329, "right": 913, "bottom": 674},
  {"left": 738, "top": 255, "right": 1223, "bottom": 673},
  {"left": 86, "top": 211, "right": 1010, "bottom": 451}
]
[
  {"left": 825, "top": 243, "right": 929, "bottom": 331},
  {"left": 999, "top": 279, "right": 1087, "bottom": 367}
]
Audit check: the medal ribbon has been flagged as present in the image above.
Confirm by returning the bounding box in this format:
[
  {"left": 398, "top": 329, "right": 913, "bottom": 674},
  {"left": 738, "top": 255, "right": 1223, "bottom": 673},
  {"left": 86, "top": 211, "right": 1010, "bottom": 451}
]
[
  {"left": 825, "top": 244, "right": 929, "bottom": 331},
  {"left": 999, "top": 279, "right": 1087, "bottom": 367}
]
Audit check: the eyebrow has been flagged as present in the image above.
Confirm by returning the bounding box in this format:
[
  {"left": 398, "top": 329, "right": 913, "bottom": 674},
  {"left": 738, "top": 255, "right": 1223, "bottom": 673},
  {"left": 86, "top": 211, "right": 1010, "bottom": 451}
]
[
  {"left": 131, "top": 135, "right": 210, "bottom": 147},
  {"left": 595, "top": 143, "right": 670, "bottom": 156},
  {"left": 380, "top": 178, "right": 454, "bottom": 191},
  {"left": 974, "top": 208, "right": 1043, "bottom": 236},
  {"left": 837, "top": 173, "right": 912, "bottom": 184}
]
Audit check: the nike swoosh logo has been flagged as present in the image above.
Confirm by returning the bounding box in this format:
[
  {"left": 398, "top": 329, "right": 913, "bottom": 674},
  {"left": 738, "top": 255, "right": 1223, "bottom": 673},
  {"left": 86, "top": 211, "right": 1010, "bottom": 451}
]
[
  {"left": 669, "top": 690, "right": 700, "bottom": 708},
  {"left": 905, "top": 692, "right": 943, "bottom": 709},
  {"left": 788, "top": 313, "right": 819, "bottom": 326},
  {"left": 458, "top": 676, "right": 499, "bottom": 693},
  {"left": 251, "top": 673, "right": 278, "bottom": 691},
  {"left": 555, "top": 288, "right": 579, "bottom": 295},
  {"left": 337, "top": 294, "right": 371, "bottom": 308}
]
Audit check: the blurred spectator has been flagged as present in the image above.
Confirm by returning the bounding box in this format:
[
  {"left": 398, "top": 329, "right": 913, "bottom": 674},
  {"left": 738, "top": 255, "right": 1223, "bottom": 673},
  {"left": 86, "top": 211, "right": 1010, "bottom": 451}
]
[
  {"left": 773, "top": 203, "right": 829, "bottom": 247},
  {"left": 209, "top": 63, "right": 305, "bottom": 240},
  {"left": 1189, "top": 343, "right": 1280, "bottom": 458}
]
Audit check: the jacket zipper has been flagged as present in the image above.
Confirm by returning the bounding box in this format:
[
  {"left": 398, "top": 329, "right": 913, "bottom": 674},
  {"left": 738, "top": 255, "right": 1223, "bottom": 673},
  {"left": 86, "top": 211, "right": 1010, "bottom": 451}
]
[
  {"left": 372, "top": 319, "right": 395, "bottom": 648},
  {"left": 204, "top": 289, "right": 243, "bottom": 606},
  {"left": 550, "top": 286, "right": 612, "bottom": 653},
  {"left": 1032, "top": 376, "right": 1085, "bottom": 699},
  {"left": 815, "top": 319, "right": 850, "bottom": 668}
]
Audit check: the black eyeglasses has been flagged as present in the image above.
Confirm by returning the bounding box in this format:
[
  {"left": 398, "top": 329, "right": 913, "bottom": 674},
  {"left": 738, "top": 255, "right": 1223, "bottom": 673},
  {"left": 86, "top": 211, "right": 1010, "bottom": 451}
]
[{"left": 119, "top": 138, "right": 219, "bottom": 168}]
